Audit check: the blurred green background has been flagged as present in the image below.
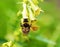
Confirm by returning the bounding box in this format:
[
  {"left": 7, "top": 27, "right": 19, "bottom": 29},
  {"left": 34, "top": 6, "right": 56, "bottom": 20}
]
[{"left": 0, "top": 0, "right": 60, "bottom": 47}]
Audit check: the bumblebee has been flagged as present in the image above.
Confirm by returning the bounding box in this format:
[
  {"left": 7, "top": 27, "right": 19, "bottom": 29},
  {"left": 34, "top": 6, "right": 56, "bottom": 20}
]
[{"left": 20, "top": 18, "right": 31, "bottom": 35}]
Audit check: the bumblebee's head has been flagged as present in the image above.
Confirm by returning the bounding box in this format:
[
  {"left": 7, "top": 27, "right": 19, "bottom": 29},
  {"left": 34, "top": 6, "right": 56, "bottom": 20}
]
[{"left": 22, "top": 23, "right": 31, "bottom": 34}]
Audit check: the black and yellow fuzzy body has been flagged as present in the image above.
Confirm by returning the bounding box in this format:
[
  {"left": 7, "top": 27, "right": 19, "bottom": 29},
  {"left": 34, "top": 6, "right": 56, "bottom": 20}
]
[{"left": 20, "top": 18, "right": 31, "bottom": 35}]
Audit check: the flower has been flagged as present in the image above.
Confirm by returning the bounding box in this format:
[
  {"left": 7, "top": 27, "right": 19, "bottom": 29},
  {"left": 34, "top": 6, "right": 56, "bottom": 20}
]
[
  {"left": 22, "top": 3, "right": 28, "bottom": 19},
  {"left": 23, "top": 0, "right": 28, "bottom": 3},
  {"left": 28, "top": 7, "right": 36, "bottom": 21},
  {"left": 34, "top": 6, "right": 40, "bottom": 16},
  {"left": 32, "top": 0, "right": 39, "bottom": 5},
  {"left": 2, "top": 41, "right": 13, "bottom": 47},
  {"left": 34, "top": 7, "right": 44, "bottom": 16},
  {"left": 28, "top": 0, "right": 40, "bottom": 16}
]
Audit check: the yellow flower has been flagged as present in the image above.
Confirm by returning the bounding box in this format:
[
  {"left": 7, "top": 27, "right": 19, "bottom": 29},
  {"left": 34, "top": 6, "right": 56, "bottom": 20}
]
[
  {"left": 23, "top": 0, "right": 28, "bottom": 3},
  {"left": 32, "top": 0, "right": 38, "bottom": 5},
  {"left": 28, "top": 7, "right": 36, "bottom": 21},
  {"left": 22, "top": 3, "right": 28, "bottom": 19},
  {"left": 34, "top": 6, "right": 40, "bottom": 16},
  {"left": 2, "top": 41, "right": 13, "bottom": 47},
  {"left": 28, "top": 0, "right": 40, "bottom": 16},
  {"left": 34, "top": 7, "right": 44, "bottom": 16}
]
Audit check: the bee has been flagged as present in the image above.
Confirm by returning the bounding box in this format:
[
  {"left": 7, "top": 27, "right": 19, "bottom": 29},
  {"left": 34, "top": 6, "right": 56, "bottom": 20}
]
[
  {"left": 20, "top": 18, "right": 38, "bottom": 35},
  {"left": 20, "top": 18, "right": 31, "bottom": 35}
]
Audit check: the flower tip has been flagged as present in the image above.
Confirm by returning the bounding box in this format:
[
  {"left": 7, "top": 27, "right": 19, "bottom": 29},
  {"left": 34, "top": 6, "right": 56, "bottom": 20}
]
[{"left": 40, "top": 9, "right": 44, "bottom": 12}]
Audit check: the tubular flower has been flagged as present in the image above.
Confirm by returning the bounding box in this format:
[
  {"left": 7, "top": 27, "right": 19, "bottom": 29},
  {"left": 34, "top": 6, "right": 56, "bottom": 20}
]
[
  {"left": 34, "top": 6, "right": 40, "bottom": 16},
  {"left": 35, "top": 7, "right": 44, "bottom": 16},
  {"left": 22, "top": 2, "right": 28, "bottom": 19},
  {"left": 28, "top": 0, "right": 40, "bottom": 16},
  {"left": 28, "top": 7, "right": 36, "bottom": 21},
  {"left": 23, "top": 0, "right": 28, "bottom": 3},
  {"left": 2, "top": 41, "right": 14, "bottom": 47},
  {"left": 32, "top": 0, "right": 39, "bottom": 5}
]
